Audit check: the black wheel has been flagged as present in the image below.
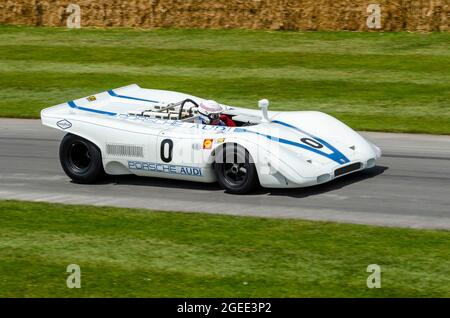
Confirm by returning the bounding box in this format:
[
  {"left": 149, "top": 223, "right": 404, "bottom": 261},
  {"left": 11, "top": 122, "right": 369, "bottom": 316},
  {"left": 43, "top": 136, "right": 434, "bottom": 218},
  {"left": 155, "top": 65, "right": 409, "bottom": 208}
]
[
  {"left": 214, "top": 143, "right": 259, "bottom": 194},
  {"left": 59, "top": 133, "right": 105, "bottom": 184}
]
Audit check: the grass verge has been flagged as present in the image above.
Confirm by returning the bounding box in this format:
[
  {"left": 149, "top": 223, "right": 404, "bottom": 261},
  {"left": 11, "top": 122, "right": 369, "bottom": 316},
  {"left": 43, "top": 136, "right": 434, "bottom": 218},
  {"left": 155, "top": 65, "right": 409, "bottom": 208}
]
[
  {"left": 0, "top": 25, "right": 449, "bottom": 133},
  {"left": 0, "top": 200, "right": 449, "bottom": 297}
]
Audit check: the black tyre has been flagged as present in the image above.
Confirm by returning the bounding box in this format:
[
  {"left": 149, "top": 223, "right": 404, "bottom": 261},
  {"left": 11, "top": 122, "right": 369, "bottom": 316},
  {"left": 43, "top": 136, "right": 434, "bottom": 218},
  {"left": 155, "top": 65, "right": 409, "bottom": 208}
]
[
  {"left": 214, "top": 143, "right": 259, "bottom": 194},
  {"left": 59, "top": 133, "right": 106, "bottom": 184}
]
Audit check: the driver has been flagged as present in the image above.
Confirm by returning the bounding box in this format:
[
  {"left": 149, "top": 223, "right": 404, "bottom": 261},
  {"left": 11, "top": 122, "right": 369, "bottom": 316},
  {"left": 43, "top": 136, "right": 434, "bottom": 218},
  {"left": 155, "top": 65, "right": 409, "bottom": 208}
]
[{"left": 197, "top": 100, "right": 236, "bottom": 127}]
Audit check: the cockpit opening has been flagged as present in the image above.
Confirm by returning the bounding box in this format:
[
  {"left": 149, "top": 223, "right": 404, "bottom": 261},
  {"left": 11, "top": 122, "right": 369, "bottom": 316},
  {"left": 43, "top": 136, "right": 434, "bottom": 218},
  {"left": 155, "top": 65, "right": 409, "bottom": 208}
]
[{"left": 127, "top": 99, "right": 260, "bottom": 127}]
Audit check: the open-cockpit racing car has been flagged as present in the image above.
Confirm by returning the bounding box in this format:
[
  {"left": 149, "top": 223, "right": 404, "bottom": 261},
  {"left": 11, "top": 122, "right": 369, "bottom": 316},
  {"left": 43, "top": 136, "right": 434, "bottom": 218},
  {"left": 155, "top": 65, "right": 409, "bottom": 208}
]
[{"left": 41, "top": 84, "right": 382, "bottom": 194}]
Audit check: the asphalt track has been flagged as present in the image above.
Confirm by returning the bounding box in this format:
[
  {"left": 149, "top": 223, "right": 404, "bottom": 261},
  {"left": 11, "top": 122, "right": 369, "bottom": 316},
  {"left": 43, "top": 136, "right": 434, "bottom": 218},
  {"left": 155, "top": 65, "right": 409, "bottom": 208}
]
[{"left": 1, "top": 118, "right": 449, "bottom": 230}]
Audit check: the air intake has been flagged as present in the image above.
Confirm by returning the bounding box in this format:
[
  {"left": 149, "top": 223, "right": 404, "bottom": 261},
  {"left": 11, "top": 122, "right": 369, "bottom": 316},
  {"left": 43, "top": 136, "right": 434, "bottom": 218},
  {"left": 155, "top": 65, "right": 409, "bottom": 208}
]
[
  {"left": 317, "top": 174, "right": 331, "bottom": 183},
  {"left": 106, "top": 144, "right": 144, "bottom": 158},
  {"left": 334, "top": 162, "right": 362, "bottom": 177}
]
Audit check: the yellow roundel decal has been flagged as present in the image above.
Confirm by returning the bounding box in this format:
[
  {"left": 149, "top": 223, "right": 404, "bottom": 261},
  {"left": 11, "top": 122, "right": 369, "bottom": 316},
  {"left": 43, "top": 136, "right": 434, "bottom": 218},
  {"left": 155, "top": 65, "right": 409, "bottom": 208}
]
[
  {"left": 87, "top": 96, "right": 97, "bottom": 102},
  {"left": 203, "top": 139, "right": 213, "bottom": 149}
]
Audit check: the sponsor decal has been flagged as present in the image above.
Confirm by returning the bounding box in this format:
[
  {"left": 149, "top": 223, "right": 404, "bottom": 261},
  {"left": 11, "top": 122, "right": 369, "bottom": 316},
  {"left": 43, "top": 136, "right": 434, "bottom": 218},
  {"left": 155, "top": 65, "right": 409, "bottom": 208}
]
[
  {"left": 128, "top": 161, "right": 203, "bottom": 177},
  {"left": 56, "top": 119, "right": 72, "bottom": 130},
  {"left": 203, "top": 139, "right": 213, "bottom": 149},
  {"left": 117, "top": 114, "right": 235, "bottom": 133}
]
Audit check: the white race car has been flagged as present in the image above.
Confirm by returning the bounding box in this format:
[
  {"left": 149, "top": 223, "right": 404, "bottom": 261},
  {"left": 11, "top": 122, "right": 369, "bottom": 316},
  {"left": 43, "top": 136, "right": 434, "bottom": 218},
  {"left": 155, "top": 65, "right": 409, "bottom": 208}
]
[{"left": 41, "top": 84, "right": 382, "bottom": 194}]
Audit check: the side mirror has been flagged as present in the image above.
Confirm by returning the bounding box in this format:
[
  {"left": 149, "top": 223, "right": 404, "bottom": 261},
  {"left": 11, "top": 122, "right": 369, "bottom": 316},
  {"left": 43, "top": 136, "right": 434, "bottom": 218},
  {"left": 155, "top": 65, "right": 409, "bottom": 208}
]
[{"left": 258, "top": 99, "right": 270, "bottom": 123}]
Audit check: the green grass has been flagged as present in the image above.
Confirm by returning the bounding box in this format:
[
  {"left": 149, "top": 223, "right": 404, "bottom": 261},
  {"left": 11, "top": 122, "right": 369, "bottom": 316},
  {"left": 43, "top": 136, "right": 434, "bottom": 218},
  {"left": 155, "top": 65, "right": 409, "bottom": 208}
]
[
  {"left": 0, "top": 25, "right": 449, "bottom": 134},
  {"left": 0, "top": 200, "right": 449, "bottom": 297}
]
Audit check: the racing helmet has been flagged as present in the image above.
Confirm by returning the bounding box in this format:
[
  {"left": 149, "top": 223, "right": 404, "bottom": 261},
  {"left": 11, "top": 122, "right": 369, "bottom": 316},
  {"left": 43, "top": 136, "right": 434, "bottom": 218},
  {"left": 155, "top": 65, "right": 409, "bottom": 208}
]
[{"left": 198, "top": 100, "right": 223, "bottom": 124}]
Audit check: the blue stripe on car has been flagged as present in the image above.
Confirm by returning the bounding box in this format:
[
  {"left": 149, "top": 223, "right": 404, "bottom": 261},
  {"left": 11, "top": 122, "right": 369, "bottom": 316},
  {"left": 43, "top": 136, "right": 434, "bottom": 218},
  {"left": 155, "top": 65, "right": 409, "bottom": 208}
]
[
  {"left": 234, "top": 123, "right": 350, "bottom": 164},
  {"left": 108, "top": 90, "right": 160, "bottom": 103},
  {"left": 68, "top": 101, "right": 117, "bottom": 116},
  {"left": 272, "top": 120, "right": 350, "bottom": 164},
  {"left": 67, "top": 94, "right": 349, "bottom": 164}
]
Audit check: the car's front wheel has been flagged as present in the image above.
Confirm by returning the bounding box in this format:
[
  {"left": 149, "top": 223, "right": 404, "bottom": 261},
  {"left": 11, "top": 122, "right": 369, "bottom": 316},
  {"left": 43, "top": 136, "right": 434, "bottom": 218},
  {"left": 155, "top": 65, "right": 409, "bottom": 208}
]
[
  {"left": 59, "top": 133, "right": 105, "bottom": 184},
  {"left": 214, "top": 143, "right": 259, "bottom": 194}
]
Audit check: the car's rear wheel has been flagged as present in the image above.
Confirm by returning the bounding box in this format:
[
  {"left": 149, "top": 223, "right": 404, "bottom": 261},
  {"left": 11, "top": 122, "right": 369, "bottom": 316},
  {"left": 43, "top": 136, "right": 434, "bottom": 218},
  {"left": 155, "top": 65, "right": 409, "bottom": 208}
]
[
  {"left": 59, "top": 133, "right": 105, "bottom": 184},
  {"left": 214, "top": 143, "right": 259, "bottom": 194}
]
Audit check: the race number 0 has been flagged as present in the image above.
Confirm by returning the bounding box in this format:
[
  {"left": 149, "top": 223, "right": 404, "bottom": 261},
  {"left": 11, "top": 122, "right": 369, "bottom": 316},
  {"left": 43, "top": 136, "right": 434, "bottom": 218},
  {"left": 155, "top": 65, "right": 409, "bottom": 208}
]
[
  {"left": 160, "top": 139, "right": 173, "bottom": 163},
  {"left": 300, "top": 137, "right": 323, "bottom": 149}
]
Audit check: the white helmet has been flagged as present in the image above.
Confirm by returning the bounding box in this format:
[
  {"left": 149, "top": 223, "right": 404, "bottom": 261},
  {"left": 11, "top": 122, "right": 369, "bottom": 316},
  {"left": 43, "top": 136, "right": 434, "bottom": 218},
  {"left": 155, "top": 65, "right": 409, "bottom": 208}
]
[{"left": 198, "top": 100, "right": 223, "bottom": 124}]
